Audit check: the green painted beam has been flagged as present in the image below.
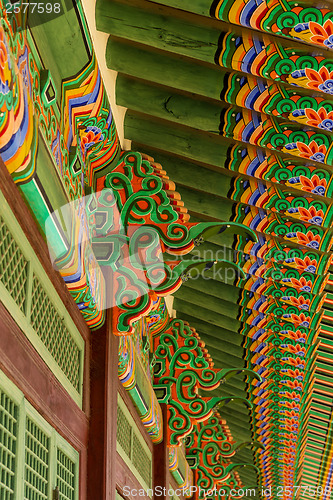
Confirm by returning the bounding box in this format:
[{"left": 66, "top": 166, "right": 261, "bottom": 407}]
[
  {"left": 185, "top": 244, "right": 246, "bottom": 273},
  {"left": 116, "top": 74, "right": 224, "bottom": 133},
  {"left": 143, "top": 0, "right": 214, "bottom": 17},
  {"left": 174, "top": 297, "right": 241, "bottom": 332},
  {"left": 98, "top": 0, "right": 315, "bottom": 68},
  {"left": 117, "top": 79, "right": 333, "bottom": 214},
  {"left": 126, "top": 110, "right": 233, "bottom": 167},
  {"left": 142, "top": 0, "right": 313, "bottom": 21},
  {"left": 216, "top": 413, "right": 252, "bottom": 435},
  {"left": 106, "top": 38, "right": 225, "bottom": 101},
  {"left": 132, "top": 150, "right": 325, "bottom": 269},
  {"left": 195, "top": 373, "right": 249, "bottom": 394},
  {"left": 213, "top": 384, "right": 248, "bottom": 399},
  {"left": 216, "top": 403, "right": 251, "bottom": 419},
  {"left": 134, "top": 146, "right": 326, "bottom": 214},
  {"left": 182, "top": 280, "right": 242, "bottom": 307},
  {"left": 215, "top": 398, "right": 252, "bottom": 418},
  {"left": 219, "top": 424, "right": 252, "bottom": 442},
  {"left": 233, "top": 449, "right": 256, "bottom": 461},
  {"left": 177, "top": 254, "right": 245, "bottom": 287},
  {"left": 203, "top": 346, "right": 244, "bottom": 367},
  {"left": 96, "top": 0, "right": 220, "bottom": 64},
  {"left": 200, "top": 368, "right": 250, "bottom": 393},
  {"left": 169, "top": 185, "right": 234, "bottom": 221},
  {"left": 191, "top": 329, "right": 243, "bottom": 351},
  {"left": 219, "top": 409, "right": 252, "bottom": 425},
  {"left": 177, "top": 314, "right": 243, "bottom": 345},
  {"left": 175, "top": 286, "right": 240, "bottom": 320},
  {"left": 128, "top": 112, "right": 311, "bottom": 206}
]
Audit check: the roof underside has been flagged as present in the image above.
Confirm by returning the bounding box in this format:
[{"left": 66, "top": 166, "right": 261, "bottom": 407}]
[{"left": 95, "top": 0, "right": 333, "bottom": 494}]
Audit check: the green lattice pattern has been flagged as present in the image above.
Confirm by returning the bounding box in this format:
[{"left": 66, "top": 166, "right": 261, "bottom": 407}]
[
  {"left": 30, "top": 275, "right": 81, "bottom": 392},
  {"left": 56, "top": 449, "right": 75, "bottom": 500},
  {"left": 132, "top": 433, "right": 152, "bottom": 488},
  {"left": 0, "top": 215, "right": 28, "bottom": 312},
  {"left": 116, "top": 405, "right": 132, "bottom": 458},
  {"left": 0, "top": 389, "right": 18, "bottom": 499},
  {"left": 24, "top": 418, "right": 49, "bottom": 500}
]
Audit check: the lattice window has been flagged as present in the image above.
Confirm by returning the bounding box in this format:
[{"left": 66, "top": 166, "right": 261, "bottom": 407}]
[
  {"left": 0, "top": 215, "right": 28, "bottom": 312},
  {"left": 0, "top": 193, "right": 84, "bottom": 406},
  {"left": 56, "top": 449, "right": 76, "bottom": 500},
  {"left": 117, "top": 405, "right": 132, "bottom": 458},
  {"left": 132, "top": 433, "right": 151, "bottom": 488},
  {"left": 0, "top": 389, "right": 18, "bottom": 499},
  {"left": 30, "top": 275, "right": 81, "bottom": 392},
  {"left": 0, "top": 372, "right": 79, "bottom": 500},
  {"left": 116, "top": 395, "right": 153, "bottom": 493},
  {"left": 24, "top": 417, "right": 49, "bottom": 500}
]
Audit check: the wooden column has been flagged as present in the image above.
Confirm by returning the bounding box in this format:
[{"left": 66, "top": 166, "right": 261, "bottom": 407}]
[
  {"left": 153, "top": 403, "right": 170, "bottom": 500},
  {"left": 87, "top": 309, "right": 119, "bottom": 500}
]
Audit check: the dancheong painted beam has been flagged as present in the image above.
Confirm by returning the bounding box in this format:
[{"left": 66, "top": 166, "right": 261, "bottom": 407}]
[{"left": 2, "top": 0, "right": 333, "bottom": 499}]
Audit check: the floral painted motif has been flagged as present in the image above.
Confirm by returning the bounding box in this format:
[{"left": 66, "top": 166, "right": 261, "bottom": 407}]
[
  {"left": 282, "top": 312, "right": 310, "bottom": 328},
  {"left": 281, "top": 369, "right": 304, "bottom": 381},
  {"left": 281, "top": 296, "right": 310, "bottom": 311},
  {"left": 281, "top": 330, "right": 307, "bottom": 343},
  {"left": 291, "top": 108, "right": 333, "bottom": 132},
  {"left": 296, "top": 231, "right": 321, "bottom": 249},
  {"left": 290, "top": 20, "right": 333, "bottom": 48},
  {"left": 284, "top": 141, "right": 327, "bottom": 163},
  {"left": 286, "top": 206, "right": 324, "bottom": 225},
  {"left": 280, "top": 401, "right": 300, "bottom": 411},
  {"left": 286, "top": 174, "right": 327, "bottom": 196},
  {"left": 285, "top": 231, "right": 321, "bottom": 249},
  {"left": 308, "top": 20, "right": 333, "bottom": 48},
  {"left": 80, "top": 126, "right": 105, "bottom": 159},
  {"left": 282, "top": 278, "right": 313, "bottom": 293},
  {"left": 282, "top": 358, "right": 305, "bottom": 370},
  {"left": 214, "top": 0, "right": 333, "bottom": 51},
  {"left": 283, "top": 379, "right": 303, "bottom": 391},
  {"left": 305, "top": 67, "right": 333, "bottom": 94}
]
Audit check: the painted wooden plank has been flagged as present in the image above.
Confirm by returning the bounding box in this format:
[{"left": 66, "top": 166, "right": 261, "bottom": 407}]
[
  {"left": 106, "top": 38, "right": 225, "bottom": 101},
  {"left": 97, "top": 0, "right": 219, "bottom": 63}
]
